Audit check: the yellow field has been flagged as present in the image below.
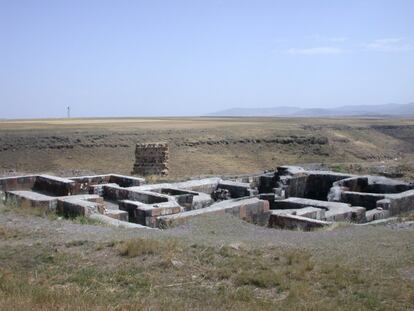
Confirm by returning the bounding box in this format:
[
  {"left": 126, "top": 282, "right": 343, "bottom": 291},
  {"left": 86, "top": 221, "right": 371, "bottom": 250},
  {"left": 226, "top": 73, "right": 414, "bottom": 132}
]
[{"left": 0, "top": 117, "right": 413, "bottom": 179}]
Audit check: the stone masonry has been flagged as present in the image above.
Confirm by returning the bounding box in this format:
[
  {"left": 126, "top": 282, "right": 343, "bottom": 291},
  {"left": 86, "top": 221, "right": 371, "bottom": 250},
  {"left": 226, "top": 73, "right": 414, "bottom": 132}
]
[
  {"left": 1, "top": 165, "right": 414, "bottom": 230},
  {"left": 132, "top": 142, "right": 169, "bottom": 176}
]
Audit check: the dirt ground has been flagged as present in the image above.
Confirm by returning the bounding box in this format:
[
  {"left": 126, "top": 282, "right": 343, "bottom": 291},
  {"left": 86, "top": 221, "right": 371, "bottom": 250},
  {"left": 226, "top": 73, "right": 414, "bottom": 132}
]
[{"left": 1, "top": 117, "right": 414, "bottom": 179}]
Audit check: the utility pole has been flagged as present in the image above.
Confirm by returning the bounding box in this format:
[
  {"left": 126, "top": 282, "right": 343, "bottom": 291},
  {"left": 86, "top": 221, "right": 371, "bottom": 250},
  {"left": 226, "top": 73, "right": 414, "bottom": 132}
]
[{"left": 67, "top": 106, "right": 71, "bottom": 118}]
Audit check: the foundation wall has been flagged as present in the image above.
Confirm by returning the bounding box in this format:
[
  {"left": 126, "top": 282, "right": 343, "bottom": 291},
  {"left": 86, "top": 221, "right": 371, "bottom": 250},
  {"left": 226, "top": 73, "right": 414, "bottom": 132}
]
[
  {"left": 268, "top": 213, "right": 331, "bottom": 231},
  {"left": 0, "top": 175, "right": 37, "bottom": 192},
  {"left": 56, "top": 196, "right": 104, "bottom": 217},
  {"left": 118, "top": 200, "right": 181, "bottom": 226},
  {"left": 33, "top": 175, "right": 79, "bottom": 196},
  {"left": 217, "top": 180, "right": 253, "bottom": 198},
  {"left": 5, "top": 190, "right": 56, "bottom": 211},
  {"left": 156, "top": 198, "right": 270, "bottom": 228},
  {"left": 334, "top": 176, "right": 413, "bottom": 194},
  {"left": 340, "top": 191, "right": 386, "bottom": 210},
  {"left": 102, "top": 185, "right": 169, "bottom": 204},
  {"left": 304, "top": 173, "right": 352, "bottom": 200},
  {"left": 378, "top": 190, "right": 414, "bottom": 215}
]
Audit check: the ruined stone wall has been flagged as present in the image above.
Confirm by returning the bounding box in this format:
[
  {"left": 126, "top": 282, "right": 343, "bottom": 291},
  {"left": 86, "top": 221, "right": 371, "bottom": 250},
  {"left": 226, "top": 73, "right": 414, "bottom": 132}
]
[{"left": 132, "top": 143, "right": 169, "bottom": 176}]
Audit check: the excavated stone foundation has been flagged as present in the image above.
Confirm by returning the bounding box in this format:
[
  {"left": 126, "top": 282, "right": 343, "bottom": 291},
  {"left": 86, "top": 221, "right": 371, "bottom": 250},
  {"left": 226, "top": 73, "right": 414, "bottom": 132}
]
[{"left": 1, "top": 166, "right": 413, "bottom": 230}]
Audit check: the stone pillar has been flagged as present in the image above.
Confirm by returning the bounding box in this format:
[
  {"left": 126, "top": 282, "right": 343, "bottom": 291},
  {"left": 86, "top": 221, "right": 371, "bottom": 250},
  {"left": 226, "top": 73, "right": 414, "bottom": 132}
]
[{"left": 132, "top": 142, "right": 169, "bottom": 176}]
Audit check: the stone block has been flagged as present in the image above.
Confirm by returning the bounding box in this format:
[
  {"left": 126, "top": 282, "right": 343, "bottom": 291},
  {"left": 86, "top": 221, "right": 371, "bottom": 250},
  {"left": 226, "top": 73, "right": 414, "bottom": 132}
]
[
  {"left": 365, "top": 208, "right": 390, "bottom": 222},
  {"left": 156, "top": 198, "right": 269, "bottom": 228},
  {"left": 340, "top": 191, "right": 386, "bottom": 210},
  {"left": 105, "top": 209, "right": 129, "bottom": 222},
  {"left": 296, "top": 207, "right": 325, "bottom": 219},
  {"left": 217, "top": 180, "right": 252, "bottom": 198},
  {"left": 5, "top": 190, "right": 57, "bottom": 211},
  {"left": 0, "top": 175, "right": 37, "bottom": 192},
  {"left": 268, "top": 212, "right": 331, "bottom": 230},
  {"left": 56, "top": 195, "right": 104, "bottom": 216},
  {"left": 119, "top": 200, "right": 181, "bottom": 227},
  {"left": 383, "top": 190, "right": 414, "bottom": 215},
  {"left": 33, "top": 175, "right": 78, "bottom": 196}
]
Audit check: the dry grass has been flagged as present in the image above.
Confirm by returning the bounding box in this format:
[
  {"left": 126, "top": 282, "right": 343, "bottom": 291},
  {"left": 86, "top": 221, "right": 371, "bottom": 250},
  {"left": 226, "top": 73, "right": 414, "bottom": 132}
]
[
  {"left": 321, "top": 221, "right": 353, "bottom": 231},
  {"left": 397, "top": 211, "right": 414, "bottom": 222},
  {"left": 116, "top": 237, "right": 178, "bottom": 257},
  {"left": 1, "top": 117, "right": 414, "bottom": 179},
  {"left": 0, "top": 225, "right": 21, "bottom": 240},
  {"left": 69, "top": 215, "right": 103, "bottom": 225},
  {"left": 1, "top": 117, "right": 414, "bottom": 309},
  {"left": 0, "top": 238, "right": 413, "bottom": 310}
]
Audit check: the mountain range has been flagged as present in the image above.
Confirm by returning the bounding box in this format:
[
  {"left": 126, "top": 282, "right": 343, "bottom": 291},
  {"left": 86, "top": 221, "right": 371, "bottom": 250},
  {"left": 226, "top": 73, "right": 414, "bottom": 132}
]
[{"left": 207, "top": 103, "right": 414, "bottom": 117}]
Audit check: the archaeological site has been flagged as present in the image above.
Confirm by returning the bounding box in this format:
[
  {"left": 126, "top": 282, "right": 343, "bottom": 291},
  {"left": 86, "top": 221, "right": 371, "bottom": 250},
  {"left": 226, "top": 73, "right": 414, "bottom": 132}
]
[
  {"left": 3, "top": 2, "right": 414, "bottom": 309},
  {"left": 1, "top": 142, "right": 413, "bottom": 231}
]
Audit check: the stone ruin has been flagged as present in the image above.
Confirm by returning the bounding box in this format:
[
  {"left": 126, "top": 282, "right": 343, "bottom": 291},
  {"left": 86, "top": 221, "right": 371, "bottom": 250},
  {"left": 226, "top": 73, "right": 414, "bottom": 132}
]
[
  {"left": 132, "top": 142, "right": 169, "bottom": 176},
  {"left": 1, "top": 165, "right": 414, "bottom": 230}
]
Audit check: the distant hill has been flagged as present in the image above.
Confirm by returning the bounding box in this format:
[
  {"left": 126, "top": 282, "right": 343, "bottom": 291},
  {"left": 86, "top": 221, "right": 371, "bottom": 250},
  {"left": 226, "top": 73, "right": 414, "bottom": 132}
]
[{"left": 208, "top": 103, "right": 414, "bottom": 117}]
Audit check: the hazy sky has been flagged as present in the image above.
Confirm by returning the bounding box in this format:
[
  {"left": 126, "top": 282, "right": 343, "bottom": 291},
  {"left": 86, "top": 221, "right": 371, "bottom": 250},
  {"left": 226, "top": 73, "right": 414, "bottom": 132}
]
[{"left": 1, "top": 0, "right": 414, "bottom": 118}]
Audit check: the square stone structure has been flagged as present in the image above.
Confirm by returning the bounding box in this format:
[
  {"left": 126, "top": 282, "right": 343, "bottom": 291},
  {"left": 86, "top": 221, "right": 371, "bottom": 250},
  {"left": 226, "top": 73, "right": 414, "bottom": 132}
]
[{"left": 132, "top": 142, "right": 169, "bottom": 176}]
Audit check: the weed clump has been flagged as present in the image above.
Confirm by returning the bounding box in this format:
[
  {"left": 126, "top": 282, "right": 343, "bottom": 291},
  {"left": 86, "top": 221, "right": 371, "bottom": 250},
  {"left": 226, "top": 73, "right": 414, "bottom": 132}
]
[
  {"left": 70, "top": 215, "right": 102, "bottom": 225},
  {"left": 234, "top": 270, "right": 282, "bottom": 288},
  {"left": 0, "top": 225, "right": 21, "bottom": 239},
  {"left": 116, "top": 238, "right": 178, "bottom": 258}
]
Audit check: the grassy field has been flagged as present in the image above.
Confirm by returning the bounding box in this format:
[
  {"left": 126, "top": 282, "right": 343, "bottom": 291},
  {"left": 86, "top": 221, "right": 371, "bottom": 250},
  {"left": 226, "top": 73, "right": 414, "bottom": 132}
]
[
  {"left": 1, "top": 203, "right": 414, "bottom": 310},
  {"left": 0, "top": 117, "right": 414, "bottom": 179},
  {"left": 1, "top": 117, "right": 414, "bottom": 310}
]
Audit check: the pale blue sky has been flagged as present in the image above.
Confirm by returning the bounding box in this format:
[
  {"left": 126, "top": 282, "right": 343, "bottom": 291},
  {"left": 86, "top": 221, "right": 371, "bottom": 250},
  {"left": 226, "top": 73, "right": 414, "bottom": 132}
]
[{"left": 1, "top": 0, "right": 413, "bottom": 118}]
